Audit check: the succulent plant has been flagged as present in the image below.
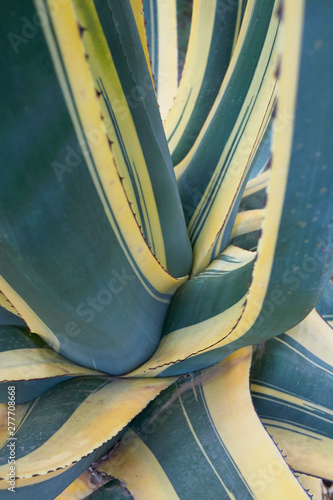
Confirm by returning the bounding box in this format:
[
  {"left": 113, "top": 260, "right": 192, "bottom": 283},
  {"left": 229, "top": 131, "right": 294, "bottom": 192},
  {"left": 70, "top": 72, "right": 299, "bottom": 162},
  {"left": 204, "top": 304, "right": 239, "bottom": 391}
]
[{"left": 0, "top": 0, "right": 332, "bottom": 498}]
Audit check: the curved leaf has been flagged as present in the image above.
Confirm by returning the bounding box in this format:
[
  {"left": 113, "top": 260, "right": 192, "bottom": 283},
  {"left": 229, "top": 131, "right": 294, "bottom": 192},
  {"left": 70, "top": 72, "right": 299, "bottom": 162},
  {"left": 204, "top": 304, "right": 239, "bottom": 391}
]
[
  {"left": 251, "top": 310, "right": 333, "bottom": 480},
  {"left": 66, "top": 0, "right": 192, "bottom": 277},
  {"left": 143, "top": 0, "right": 178, "bottom": 120},
  {"left": 129, "top": 0, "right": 155, "bottom": 88},
  {"left": 0, "top": 0, "right": 191, "bottom": 375},
  {"left": 98, "top": 349, "right": 308, "bottom": 498},
  {"left": 127, "top": 0, "right": 333, "bottom": 376},
  {"left": 230, "top": 209, "right": 264, "bottom": 251},
  {"left": 296, "top": 474, "right": 323, "bottom": 500},
  {"left": 0, "top": 325, "right": 102, "bottom": 404},
  {"left": 177, "top": 0, "right": 279, "bottom": 274},
  {"left": 239, "top": 170, "right": 270, "bottom": 212},
  {"left": 0, "top": 376, "right": 172, "bottom": 499},
  {"left": 164, "top": 0, "right": 248, "bottom": 164}
]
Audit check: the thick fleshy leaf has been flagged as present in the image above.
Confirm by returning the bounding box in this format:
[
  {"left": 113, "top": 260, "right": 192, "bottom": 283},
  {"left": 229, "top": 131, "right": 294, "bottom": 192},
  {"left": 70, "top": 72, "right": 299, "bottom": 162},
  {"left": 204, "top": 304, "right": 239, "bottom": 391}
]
[
  {"left": 0, "top": 325, "right": 103, "bottom": 404},
  {"left": 176, "top": 0, "right": 192, "bottom": 79},
  {"left": 239, "top": 170, "right": 270, "bottom": 212},
  {"left": 129, "top": 244, "right": 255, "bottom": 376},
  {"left": 68, "top": 0, "right": 191, "bottom": 276},
  {"left": 230, "top": 209, "right": 264, "bottom": 251},
  {"left": 143, "top": 0, "right": 178, "bottom": 120},
  {"left": 128, "top": 0, "right": 333, "bottom": 376},
  {"left": 95, "top": 348, "right": 308, "bottom": 499},
  {"left": 176, "top": 0, "right": 279, "bottom": 274},
  {"left": 251, "top": 310, "right": 333, "bottom": 480},
  {"left": 129, "top": 0, "right": 155, "bottom": 88},
  {"left": 164, "top": 0, "right": 247, "bottom": 164},
  {"left": 0, "top": 376, "right": 172, "bottom": 499},
  {"left": 0, "top": 0, "right": 192, "bottom": 375},
  {"left": 296, "top": 474, "right": 323, "bottom": 500}
]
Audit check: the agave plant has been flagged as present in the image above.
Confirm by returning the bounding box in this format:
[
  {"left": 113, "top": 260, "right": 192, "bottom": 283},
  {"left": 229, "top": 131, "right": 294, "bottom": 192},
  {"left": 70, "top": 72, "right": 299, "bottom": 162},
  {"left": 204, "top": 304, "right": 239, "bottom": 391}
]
[{"left": 0, "top": 0, "right": 332, "bottom": 498}]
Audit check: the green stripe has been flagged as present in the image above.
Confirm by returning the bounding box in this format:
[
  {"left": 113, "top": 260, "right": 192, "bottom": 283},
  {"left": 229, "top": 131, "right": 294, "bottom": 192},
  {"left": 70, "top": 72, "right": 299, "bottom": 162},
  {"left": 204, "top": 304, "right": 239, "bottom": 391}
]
[
  {"left": 0, "top": 0, "right": 172, "bottom": 375},
  {"left": 0, "top": 440, "right": 117, "bottom": 500},
  {"left": 0, "top": 326, "right": 46, "bottom": 353},
  {"left": 161, "top": 0, "right": 333, "bottom": 375},
  {"left": 252, "top": 392, "right": 333, "bottom": 440},
  {"left": 143, "top": 0, "right": 158, "bottom": 92},
  {"left": 178, "top": 0, "right": 275, "bottom": 226},
  {"left": 0, "top": 377, "right": 75, "bottom": 405},
  {"left": 162, "top": 253, "right": 254, "bottom": 336},
  {"left": 231, "top": 230, "right": 261, "bottom": 252},
  {"left": 0, "top": 377, "right": 110, "bottom": 463},
  {"left": 93, "top": 0, "right": 192, "bottom": 277},
  {"left": 97, "top": 77, "right": 153, "bottom": 253},
  {"left": 170, "top": 0, "right": 246, "bottom": 164},
  {"left": 131, "top": 373, "right": 255, "bottom": 499}
]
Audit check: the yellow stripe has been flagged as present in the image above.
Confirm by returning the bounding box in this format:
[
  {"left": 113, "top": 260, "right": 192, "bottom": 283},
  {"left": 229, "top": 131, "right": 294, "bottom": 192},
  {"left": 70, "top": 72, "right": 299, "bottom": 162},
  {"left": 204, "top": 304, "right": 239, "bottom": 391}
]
[
  {"left": 231, "top": 0, "right": 244, "bottom": 54},
  {"left": 156, "top": 0, "right": 178, "bottom": 120},
  {"left": 60, "top": 0, "right": 167, "bottom": 272},
  {"left": 149, "top": 0, "right": 156, "bottom": 72},
  {"left": 202, "top": 348, "right": 308, "bottom": 499},
  {"left": 251, "top": 384, "right": 333, "bottom": 423},
  {"left": 129, "top": 246, "right": 255, "bottom": 377},
  {"left": 296, "top": 474, "right": 323, "bottom": 500},
  {"left": 0, "top": 276, "right": 59, "bottom": 350},
  {"left": 71, "top": 0, "right": 167, "bottom": 268},
  {"left": 129, "top": 0, "right": 155, "bottom": 87},
  {"left": 189, "top": 9, "right": 279, "bottom": 274},
  {"left": 99, "top": 429, "right": 179, "bottom": 500},
  {"left": 0, "top": 378, "right": 172, "bottom": 478},
  {"left": 284, "top": 309, "right": 333, "bottom": 369},
  {"left": 129, "top": 296, "right": 246, "bottom": 377},
  {"left": 204, "top": 246, "right": 256, "bottom": 273},
  {"left": 174, "top": 0, "right": 257, "bottom": 179},
  {"left": 164, "top": 0, "right": 217, "bottom": 150},
  {"left": 231, "top": 209, "right": 264, "bottom": 239},
  {"left": 242, "top": 170, "right": 270, "bottom": 198},
  {"left": 0, "top": 348, "right": 101, "bottom": 381},
  {"left": 35, "top": 0, "right": 186, "bottom": 304},
  {"left": 262, "top": 419, "right": 333, "bottom": 480},
  {"left": 0, "top": 403, "right": 29, "bottom": 448},
  {"left": 232, "top": 0, "right": 304, "bottom": 344},
  {"left": 55, "top": 470, "right": 98, "bottom": 500}
]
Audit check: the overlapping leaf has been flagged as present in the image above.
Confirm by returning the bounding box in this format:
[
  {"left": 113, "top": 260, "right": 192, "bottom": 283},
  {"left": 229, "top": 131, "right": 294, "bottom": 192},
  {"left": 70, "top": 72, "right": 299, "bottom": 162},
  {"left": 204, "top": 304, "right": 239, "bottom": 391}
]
[
  {"left": 251, "top": 310, "right": 333, "bottom": 481},
  {"left": 91, "top": 349, "right": 309, "bottom": 498},
  {"left": 143, "top": 0, "right": 178, "bottom": 120},
  {"left": 0, "top": 376, "right": 172, "bottom": 499},
  {"left": 0, "top": 0, "right": 192, "bottom": 376},
  {"left": 129, "top": 0, "right": 333, "bottom": 377},
  {"left": 164, "top": 0, "right": 248, "bottom": 164}
]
